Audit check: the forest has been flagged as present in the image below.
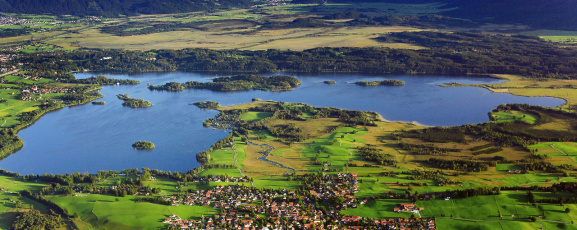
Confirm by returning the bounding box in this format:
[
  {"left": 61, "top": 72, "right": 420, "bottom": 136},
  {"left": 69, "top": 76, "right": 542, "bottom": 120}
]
[{"left": 10, "top": 31, "right": 577, "bottom": 80}]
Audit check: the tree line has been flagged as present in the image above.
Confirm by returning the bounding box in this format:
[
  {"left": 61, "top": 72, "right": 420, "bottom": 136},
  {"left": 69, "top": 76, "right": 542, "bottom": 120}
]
[
  {"left": 357, "top": 145, "right": 396, "bottom": 166},
  {"left": 426, "top": 158, "right": 494, "bottom": 172},
  {"left": 11, "top": 31, "right": 577, "bottom": 79}
]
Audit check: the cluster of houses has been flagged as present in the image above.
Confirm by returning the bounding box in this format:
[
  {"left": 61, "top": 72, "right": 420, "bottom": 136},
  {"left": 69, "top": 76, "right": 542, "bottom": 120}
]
[
  {"left": 0, "top": 53, "right": 19, "bottom": 62},
  {"left": 190, "top": 175, "right": 251, "bottom": 183},
  {"left": 20, "top": 85, "right": 72, "bottom": 101},
  {"left": 0, "top": 16, "right": 34, "bottom": 26},
  {"left": 393, "top": 203, "right": 425, "bottom": 214},
  {"left": 306, "top": 173, "right": 359, "bottom": 206},
  {"left": 17, "top": 72, "right": 44, "bottom": 81},
  {"left": 159, "top": 173, "right": 436, "bottom": 229},
  {"left": 0, "top": 15, "right": 102, "bottom": 30},
  {"left": 508, "top": 169, "right": 521, "bottom": 174},
  {"left": 251, "top": 0, "right": 290, "bottom": 8}
]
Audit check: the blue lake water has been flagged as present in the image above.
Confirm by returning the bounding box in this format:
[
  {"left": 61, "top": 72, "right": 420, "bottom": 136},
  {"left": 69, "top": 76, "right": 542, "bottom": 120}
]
[{"left": 0, "top": 72, "right": 564, "bottom": 174}]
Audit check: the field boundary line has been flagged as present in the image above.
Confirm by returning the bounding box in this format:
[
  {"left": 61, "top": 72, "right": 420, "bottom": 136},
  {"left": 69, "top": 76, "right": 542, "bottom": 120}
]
[{"left": 550, "top": 143, "right": 577, "bottom": 162}]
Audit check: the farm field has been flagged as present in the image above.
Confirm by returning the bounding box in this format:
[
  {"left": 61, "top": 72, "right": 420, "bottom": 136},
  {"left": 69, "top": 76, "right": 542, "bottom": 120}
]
[
  {"left": 522, "top": 30, "right": 577, "bottom": 44},
  {"left": 47, "top": 194, "right": 217, "bottom": 230}
]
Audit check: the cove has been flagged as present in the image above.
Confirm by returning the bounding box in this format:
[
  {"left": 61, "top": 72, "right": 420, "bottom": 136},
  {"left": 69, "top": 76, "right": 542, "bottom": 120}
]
[{"left": 0, "top": 72, "right": 564, "bottom": 174}]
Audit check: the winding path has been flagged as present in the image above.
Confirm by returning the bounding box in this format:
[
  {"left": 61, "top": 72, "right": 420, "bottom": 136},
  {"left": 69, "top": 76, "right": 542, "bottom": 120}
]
[{"left": 231, "top": 144, "right": 255, "bottom": 187}]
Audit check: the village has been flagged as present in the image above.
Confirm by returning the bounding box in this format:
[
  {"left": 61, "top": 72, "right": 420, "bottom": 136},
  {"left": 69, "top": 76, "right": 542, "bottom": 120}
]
[
  {"left": 160, "top": 173, "right": 437, "bottom": 230},
  {"left": 19, "top": 85, "right": 72, "bottom": 102}
]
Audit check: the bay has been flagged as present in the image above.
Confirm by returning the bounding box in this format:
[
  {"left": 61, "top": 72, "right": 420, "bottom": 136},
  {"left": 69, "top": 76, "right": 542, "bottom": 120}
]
[{"left": 0, "top": 72, "right": 564, "bottom": 174}]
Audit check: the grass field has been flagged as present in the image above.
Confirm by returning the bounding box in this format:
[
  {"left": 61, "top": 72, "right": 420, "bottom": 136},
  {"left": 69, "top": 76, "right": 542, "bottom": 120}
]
[
  {"left": 48, "top": 194, "right": 217, "bottom": 230},
  {"left": 44, "top": 26, "right": 423, "bottom": 51},
  {"left": 529, "top": 142, "right": 577, "bottom": 163},
  {"left": 490, "top": 111, "right": 538, "bottom": 124},
  {"left": 476, "top": 74, "right": 577, "bottom": 110},
  {"left": 341, "top": 199, "right": 413, "bottom": 219},
  {"left": 0, "top": 176, "right": 55, "bottom": 229},
  {"left": 522, "top": 30, "right": 577, "bottom": 44},
  {"left": 239, "top": 112, "right": 272, "bottom": 122}
]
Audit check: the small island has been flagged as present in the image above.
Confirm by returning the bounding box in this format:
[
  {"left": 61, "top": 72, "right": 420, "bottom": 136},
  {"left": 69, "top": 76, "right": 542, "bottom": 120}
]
[
  {"left": 92, "top": 101, "right": 105, "bottom": 105},
  {"left": 193, "top": 101, "right": 220, "bottom": 109},
  {"left": 116, "top": 94, "right": 153, "bottom": 108},
  {"left": 148, "top": 74, "right": 301, "bottom": 92},
  {"left": 132, "top": 140, "right": 155, "bottom": 150},
  {"left": 354, "top": 79, "right": 405, "bottom": 86},
  {"left": 323, "top": 80, "right": 336, "bottom": 84}
]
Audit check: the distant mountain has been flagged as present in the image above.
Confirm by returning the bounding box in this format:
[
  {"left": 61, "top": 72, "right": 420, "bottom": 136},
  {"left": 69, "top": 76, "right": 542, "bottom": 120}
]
[
  {"left": 282, "top": 0, "right": 577, "bottom": 30},
  {"left": 443, "top": 0, "right": 577, "bottom": 30},
  {"left": 0, "top": 0, "right": 575, "bottom": 31},
  {"left": 0, "top": 0, "right": 255, "bottom": 16}
]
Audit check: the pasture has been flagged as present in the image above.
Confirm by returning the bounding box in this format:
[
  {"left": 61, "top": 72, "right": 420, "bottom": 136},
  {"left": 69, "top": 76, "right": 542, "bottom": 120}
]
[
  {"left": 490, "top": 111, "right": 538, "bottom": 124},
  {"left": 48, "top": 194, "right": 217, "bottom": 230},
  {"left": 341, "top": 199, "right": 413, "bottom": 219}
]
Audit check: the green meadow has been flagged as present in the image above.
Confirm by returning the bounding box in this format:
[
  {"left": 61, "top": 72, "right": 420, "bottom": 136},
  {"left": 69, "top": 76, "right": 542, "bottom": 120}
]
[
  {"left": 239, "top": 112, "right": 272, "bottom": 122},
  {"left": 490, "top": 111, "right": 538, "bottom": 124},
  {"left": 340, "top": 199, "right": 413, "bottom": 219},
  {"left": 529, "top": 142, "right": 577, "bottom": 162},
  {"left": 301, "top": 126, "right": 368, "bottom": 171},
  {"left": 48, "top": 194, "right": 217, "bottom": 230}
]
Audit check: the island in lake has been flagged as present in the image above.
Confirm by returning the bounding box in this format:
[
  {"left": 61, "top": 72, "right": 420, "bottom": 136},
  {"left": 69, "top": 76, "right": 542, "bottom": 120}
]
[
  {"left": 193, "top": 101, "right": 220, "bottom": 109},
  {"left": 148, "top": 74, "right": 301, "bottom": 92},
  {"left": 355, "top": 80, "right": 405, "bottom": 86},
  {"left": 116, "top": 94, "right": 153, "bottom": 108},
  {"left": 132, "top": 140, "right": 155, "bottom": 150}
]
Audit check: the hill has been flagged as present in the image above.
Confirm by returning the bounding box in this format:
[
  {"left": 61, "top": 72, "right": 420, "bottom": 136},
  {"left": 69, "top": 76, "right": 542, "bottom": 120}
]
[
  {"left": 443, "top": 0, "right": 577, "bottom": 30},
  {"left": 0, "top": 0, "right": 254, "bottom": 16}
]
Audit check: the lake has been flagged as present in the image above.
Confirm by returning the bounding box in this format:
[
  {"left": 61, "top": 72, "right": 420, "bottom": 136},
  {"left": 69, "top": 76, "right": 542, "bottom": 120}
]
[{"left": 0, "top": 72, "right": 564, "bottom": 174}]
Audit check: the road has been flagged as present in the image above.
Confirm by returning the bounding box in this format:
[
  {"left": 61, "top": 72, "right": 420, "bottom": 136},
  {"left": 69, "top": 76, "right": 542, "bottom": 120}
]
[{"left": 0, "top": 69, "right": 20, "bottom": 78}]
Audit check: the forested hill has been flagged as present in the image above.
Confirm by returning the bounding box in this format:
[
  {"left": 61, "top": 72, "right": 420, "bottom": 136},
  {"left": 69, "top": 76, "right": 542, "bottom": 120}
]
[
  {"left": 442, "top": 0, "right": 577, "bottom": 31},
  {"left": 0, "top": 0, "right": 254, "bottom": 16},
  {"left": 298, "top": 0, "right": 577, "bottom": 31}
]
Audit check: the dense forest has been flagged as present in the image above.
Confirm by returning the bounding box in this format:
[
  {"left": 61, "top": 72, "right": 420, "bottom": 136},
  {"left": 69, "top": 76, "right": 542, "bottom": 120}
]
[
  {"left": 318, "top": 0, "right": 577, "bottom": 30},
  {"left": 11, "top": 209, "right": 63, "bottom": 230},
  {"left": 12, "top": 31, "right": 577, "bottom": 79},
  {"left": 402, "top": 103, "right": 577, "bottom": 148},
  {"left": 66, "top": 75, "right": 140, "bottom": 85},
  {"left": 0, "top": 28, "right": 29, "bottom": 38}
]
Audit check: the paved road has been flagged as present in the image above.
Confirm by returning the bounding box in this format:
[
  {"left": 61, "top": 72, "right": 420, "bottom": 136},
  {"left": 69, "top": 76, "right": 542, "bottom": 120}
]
[{"left": 0, "top": 69, "right": 20, "bottom": 78}]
